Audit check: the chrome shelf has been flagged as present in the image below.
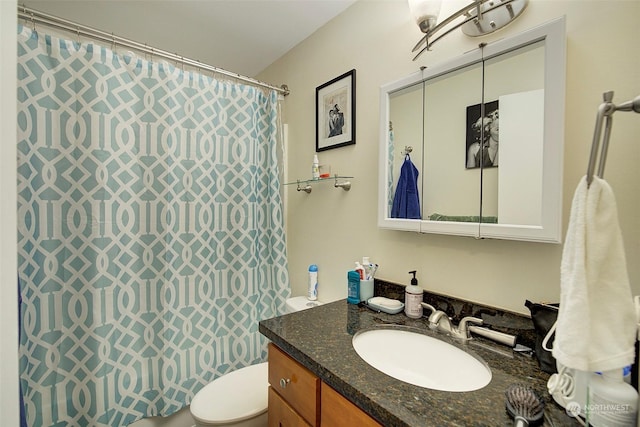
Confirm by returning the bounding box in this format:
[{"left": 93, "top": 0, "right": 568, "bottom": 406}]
[{"left": 284, "top": 175, "right": 353, "bottom": 193}]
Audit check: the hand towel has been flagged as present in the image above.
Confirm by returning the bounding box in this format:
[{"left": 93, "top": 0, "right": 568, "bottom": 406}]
[
  {"left": 391, "top": 155, "right": 421, "bottom": 219},
  {"left": 552, "top": 176, "right": 636, "bottom": 372}
]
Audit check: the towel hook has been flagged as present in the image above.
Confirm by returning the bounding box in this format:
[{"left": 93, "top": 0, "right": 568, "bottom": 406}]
[{"left": 586, "top": 91, "right": 640, "bottom": 187}]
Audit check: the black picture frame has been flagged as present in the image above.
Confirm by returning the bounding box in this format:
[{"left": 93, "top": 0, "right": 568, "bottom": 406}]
[{"left": 315, "top": 69, "right": 356, "bottom": 152}]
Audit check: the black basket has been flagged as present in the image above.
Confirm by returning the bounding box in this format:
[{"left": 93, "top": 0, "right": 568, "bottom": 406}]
[{"left": 525, "top": 300, "right": 559, "bottom": 374}]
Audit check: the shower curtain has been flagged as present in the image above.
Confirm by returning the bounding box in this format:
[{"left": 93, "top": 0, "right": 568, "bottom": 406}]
[{"left": 16, "top": 25, "right": 290, "bottom": 426}]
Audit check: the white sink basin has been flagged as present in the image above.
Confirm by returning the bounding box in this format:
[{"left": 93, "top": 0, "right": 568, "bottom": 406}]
[{"left": 352, "top": 328, "right": 492, "bottom": 392}]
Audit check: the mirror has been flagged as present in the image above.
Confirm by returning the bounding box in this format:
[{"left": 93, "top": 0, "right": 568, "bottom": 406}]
[{"left": 378, "top": 17, "right": 566, "bottom": 243}]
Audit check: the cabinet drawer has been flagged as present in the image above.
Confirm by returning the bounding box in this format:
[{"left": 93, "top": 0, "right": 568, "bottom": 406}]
[
  {"left": 268, "top": 343, "right": 320, "bottom": 426},
  {"left": 321, "top": 383, "right": 382, "bottom": 427},
  {"left": 268, "top": 387, "right": 312, "bottom": 427}
]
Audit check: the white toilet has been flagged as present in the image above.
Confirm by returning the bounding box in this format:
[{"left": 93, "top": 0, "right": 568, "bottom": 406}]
[{"left": 190, "top": 296, "right": 324, "bottom": 427}]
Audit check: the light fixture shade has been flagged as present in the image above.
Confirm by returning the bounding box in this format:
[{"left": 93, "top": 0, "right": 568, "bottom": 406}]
[
  {"left": 407, "top": 0, "right": 443, "bottom": 33},
  {"left": 410, "top": 0, "right": 531, "bottom": 60}
]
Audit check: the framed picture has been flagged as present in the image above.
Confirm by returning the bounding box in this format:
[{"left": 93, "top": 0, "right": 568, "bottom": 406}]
[
  {"left": 316, "top": 69, "right": 356, "bottom": 152},
  {"left": 465, "top": 100, "right": 499, "bottom": 169}
]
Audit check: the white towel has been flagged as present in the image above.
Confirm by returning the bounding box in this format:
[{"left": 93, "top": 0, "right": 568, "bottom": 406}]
[{"left": 552, "top": 176, "right": 636, "bottom": 372}]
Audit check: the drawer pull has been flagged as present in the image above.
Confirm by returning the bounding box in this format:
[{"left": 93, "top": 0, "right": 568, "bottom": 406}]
[{"left": 279, "top": 378, "right": 291, "bottom": 388}]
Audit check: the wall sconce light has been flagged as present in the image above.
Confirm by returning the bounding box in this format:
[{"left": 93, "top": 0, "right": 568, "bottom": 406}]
[{"left": 409, "top": 0, "right": 528, "bottom": 60}]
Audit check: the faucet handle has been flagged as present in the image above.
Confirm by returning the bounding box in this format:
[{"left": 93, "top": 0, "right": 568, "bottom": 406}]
[
  {"left": 427, "top": 310, "right": 452, "bottom": 333},
  {"left": 420, "top": 302, "right": 436, "bottom": 316},
  {"left": 457, "top": 316, "right": 483, "bottom": 340}
]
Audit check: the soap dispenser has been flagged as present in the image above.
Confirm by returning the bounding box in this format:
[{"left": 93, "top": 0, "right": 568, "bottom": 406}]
[{"left": 404, "top": 270, "right": 423, "bottom": 319}]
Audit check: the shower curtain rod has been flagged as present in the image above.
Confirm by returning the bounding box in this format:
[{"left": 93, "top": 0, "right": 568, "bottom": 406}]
[{"left": 17, "top": 5, "right": 290, "bottom": 96}]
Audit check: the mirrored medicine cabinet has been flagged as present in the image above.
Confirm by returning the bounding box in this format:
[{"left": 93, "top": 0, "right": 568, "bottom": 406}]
[{"left": 378, "top": 17, "right": 566, "bottom": 243}]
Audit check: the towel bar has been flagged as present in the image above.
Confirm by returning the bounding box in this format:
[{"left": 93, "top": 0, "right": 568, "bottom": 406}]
[{"left": 586, "top": 91, "right": 640, "bottom": 187}]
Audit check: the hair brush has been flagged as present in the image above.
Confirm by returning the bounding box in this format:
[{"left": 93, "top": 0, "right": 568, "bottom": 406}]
[{"left": 505, "top": 383, "right": 546, "bottom": 426}]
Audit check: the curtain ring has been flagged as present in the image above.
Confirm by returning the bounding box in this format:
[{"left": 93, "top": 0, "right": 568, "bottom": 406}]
[
  {"left": 111, "top": 32, "right": 116, "bottom": 52},
  {"left": 29, "top": 11, "right": 36, "bottom": 31}
]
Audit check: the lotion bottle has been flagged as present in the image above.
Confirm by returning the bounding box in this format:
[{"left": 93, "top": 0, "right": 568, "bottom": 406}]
[
  {"left": 404, "top": 270, "right": 423, "bottom": 319},
  {"left": 312, "top": 154, "right": 320, "bottom": 180},
  {"left": 308, "top": 264, "right": 318, "bottom": 301},
  {"left": 587, "top": 370, "right": 638, "bottom": 426}
]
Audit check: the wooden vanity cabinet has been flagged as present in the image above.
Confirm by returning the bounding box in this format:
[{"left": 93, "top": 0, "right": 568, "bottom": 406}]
[
  {"left": 320, "top": 383, "right": 382, "bottom": 427},
  {"left": 268, "top": 343, "right": 320, "bottom": 426},
  {"left": 268, "top": 387, "right": 312, "bottom": 427},
  {"left": 268, "top": 343, "right": 381, "bottom": 427}
]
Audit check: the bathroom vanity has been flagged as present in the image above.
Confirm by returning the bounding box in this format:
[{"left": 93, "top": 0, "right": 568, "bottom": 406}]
[
  {"left": 259, "top": 298, "right": 580, "bottom": 426},
  {"left": 268, "top": 343, "right": 380, "bottom": 426}
]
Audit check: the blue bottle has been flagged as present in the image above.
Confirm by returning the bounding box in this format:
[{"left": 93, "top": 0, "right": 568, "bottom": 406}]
[{"left": 347, "top": 270, "right": 361, "bottom": 304}]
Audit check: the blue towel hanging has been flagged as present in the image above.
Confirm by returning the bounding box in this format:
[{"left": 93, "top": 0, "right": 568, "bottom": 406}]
[{"left": 391, "top": 154, "right": 421, "bottom": 219}]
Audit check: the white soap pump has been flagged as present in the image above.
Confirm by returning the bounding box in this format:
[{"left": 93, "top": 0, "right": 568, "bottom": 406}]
[{"left": 404, "top": 270, "right": 423, "bottom": 319}]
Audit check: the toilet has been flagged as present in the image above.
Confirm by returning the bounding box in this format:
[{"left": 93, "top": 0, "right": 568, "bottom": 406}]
[
  {"left": 190, "top": 362, "right": 269, "bottom": 427},
  {"left": 190, "top": 296, "right": 324, "bottom": 427}
]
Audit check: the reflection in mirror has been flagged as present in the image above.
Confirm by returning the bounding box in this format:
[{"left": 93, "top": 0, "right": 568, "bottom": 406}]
[
  {"left": 388, "top": 82, "right": 424, "bottom": 219},
  {"left": 482, "top": 40, "right": 545, "bottom": 226},
  {"left": 423, "top": 62, "right": 483, "bottom": 225}
]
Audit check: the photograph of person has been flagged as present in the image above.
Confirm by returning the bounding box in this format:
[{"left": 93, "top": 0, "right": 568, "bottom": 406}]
[
  {"left": 465, "top": 101, "right": 499, "bottom": 169},
  {"left": 328, "top": 104, "right": 344, "bottom": 137}
]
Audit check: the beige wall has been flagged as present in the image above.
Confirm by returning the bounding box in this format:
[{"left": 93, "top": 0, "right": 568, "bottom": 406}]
[{"left": 258, "top": 0, "right": 640, "bottom": 314}]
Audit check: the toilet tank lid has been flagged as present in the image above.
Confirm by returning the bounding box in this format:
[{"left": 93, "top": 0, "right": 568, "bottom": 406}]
[
  {"left": 286, "top": 296, "right": 325, "bottom": 312},
  {"left": 190, "top": 362, "right": 268, "bottom": 424}
]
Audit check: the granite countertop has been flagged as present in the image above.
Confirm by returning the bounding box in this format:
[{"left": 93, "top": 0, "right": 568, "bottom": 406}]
[{"left": 259, "top": 299, "right": 580, "bottom": 426}]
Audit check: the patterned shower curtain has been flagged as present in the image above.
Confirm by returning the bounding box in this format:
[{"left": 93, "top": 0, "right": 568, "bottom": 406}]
[{"left": 16, "top": 25, "right": 290, "bottom": 426}]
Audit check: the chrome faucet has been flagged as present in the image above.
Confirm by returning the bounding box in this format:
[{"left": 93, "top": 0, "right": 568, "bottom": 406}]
[
  {"left": 454, "top": 316, "right": 484, "bottom": 340},
  {"left": 420, "top": 303, "right": 483, "bottom": 340},
  {"left": 420, "top": 302, "right": 436, "bottom": 317},
  {"left": 428, "top": 310, "right": 453, "bottom": 333}
]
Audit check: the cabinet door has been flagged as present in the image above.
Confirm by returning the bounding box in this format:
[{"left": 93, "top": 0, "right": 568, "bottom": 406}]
[
  {"left": 320, "top": 383, "right": 381, "bottom": 427},
  {"left": 268, "top": 344, "right": 320, "bottom": 426},
  {"left": 269, "top": 387, "right": 312, "bottom": 427}
]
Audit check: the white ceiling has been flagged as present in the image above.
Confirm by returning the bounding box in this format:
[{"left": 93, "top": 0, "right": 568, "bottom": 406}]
[{"left": 25, "top": 0, "right": 357, "bottom": 77}]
